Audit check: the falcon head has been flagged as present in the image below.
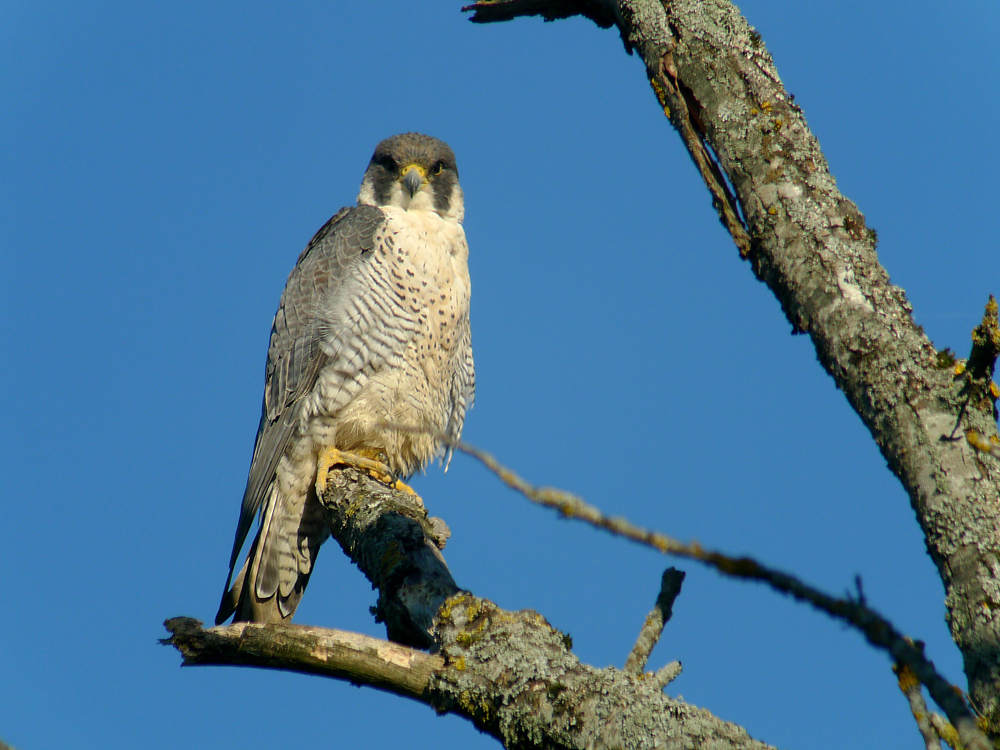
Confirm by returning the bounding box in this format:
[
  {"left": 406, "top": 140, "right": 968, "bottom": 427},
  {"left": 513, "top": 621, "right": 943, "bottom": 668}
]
[{"left": 357, "top": 133, "right": 464, "bottom": 222}]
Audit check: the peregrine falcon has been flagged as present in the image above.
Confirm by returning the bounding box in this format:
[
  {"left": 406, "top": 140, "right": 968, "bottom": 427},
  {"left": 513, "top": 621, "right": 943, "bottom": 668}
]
[{"left": 216, "top": 133, "right": 474, "bottom": 624}]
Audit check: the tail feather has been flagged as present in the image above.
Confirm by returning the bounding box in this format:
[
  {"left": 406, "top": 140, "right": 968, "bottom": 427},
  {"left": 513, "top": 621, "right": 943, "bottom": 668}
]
[{"left": 215, "top": 481, "right": 329, "bottom": 625}]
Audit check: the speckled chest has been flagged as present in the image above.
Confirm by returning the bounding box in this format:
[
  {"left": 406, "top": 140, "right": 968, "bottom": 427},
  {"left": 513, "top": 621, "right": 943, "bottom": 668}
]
[{"left": 377, "top": 206, "right": 470, "bottom": 367}]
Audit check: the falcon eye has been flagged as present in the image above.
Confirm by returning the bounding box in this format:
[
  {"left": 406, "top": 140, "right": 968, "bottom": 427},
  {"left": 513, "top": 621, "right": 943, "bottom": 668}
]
[
  {"left": 432, "top": 162, "right": 444, "bottom": 176},
  {"left": 377, "top": 155, "right": 397, "bottom": 172}
]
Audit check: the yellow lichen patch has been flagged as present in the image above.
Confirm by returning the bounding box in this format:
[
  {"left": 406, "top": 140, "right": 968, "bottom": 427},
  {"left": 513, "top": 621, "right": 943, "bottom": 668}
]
[
  {"left": 966, "top": 430, "right": 996, "bottom": 454},
  {"left": 453, "top": 656, "right": 466, "bottom": 671},
  {"left": 466, "top": 599, "right": 481, "bottom": 621},
  {"left": 437, "top": 593, "right": 467, "bottom": 621},
  {"left": 991, "top": 381, "right": 999, "bottom": 399},
  {"left": 954, "top": 362, "right": 966, "bottom": 376},
  {"left": 892, "top": 661, "right": 920, "bottom": 693},
  {"left": 767, "top": 206, "right": 777, "bottom": 216},
  {"left": 455, "top": 614, "right": 489, "bottom": 646},
  {"left": 457, "top": 691, "right": 491, "bottom": 720},
  {"left": 750, "top": 107, "right": 759, "bottom": 116},
  {"left": 649, "top": 76, "right": 672, "bottom": 118},
  {"left": 936, "top": 719, "right": 961, "bottom": 749},
  {"left": 976, "top": 712, "right": 1000, "bottom": 739},
  {"left": 761, "top": 101, "right": 772, "bottom": 112}
]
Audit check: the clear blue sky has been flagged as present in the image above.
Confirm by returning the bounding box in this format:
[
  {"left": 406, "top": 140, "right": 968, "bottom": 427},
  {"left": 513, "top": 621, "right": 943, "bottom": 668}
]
[{"left": 2, "top": 2, "right": 997, "bottom": 748}]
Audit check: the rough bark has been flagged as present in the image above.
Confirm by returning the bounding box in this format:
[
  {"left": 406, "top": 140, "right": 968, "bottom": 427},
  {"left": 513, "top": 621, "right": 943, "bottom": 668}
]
[
  {"left": 432, "top": 594, "right": 772, "bottom": 750},
  {"left": 468, "top": 0, "right": 1000, "bottom": 738},
  {"left": 165, "top": 469, "right": 778, "bottom": 750},
  {"left": 165, "top": 595, "right": 776, "bottom": 750},
  {"left": 319, "top": 467, "right": 459, "bottom": 648}
]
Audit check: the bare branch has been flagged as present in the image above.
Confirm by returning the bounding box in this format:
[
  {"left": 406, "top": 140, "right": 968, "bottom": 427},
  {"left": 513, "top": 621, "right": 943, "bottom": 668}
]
[
  {"left": 443, "top": 436, "right": 989, "bottom": 749},
  {"left": 930, "top": 713, "right": 964, "bottom": 750},
  {"left": 654, "top": 661, "right": 682, "bottom": 689},
  {"left": 463, "top": 0, "right": 615, "bottom": 26},
  {"left": 318, "top": 466, "right": 461, "bottom": 648},
  {"left": 161, "top": 617, "right": 442, "bottom": 701},
  {"left": 894, "top": 649, "right": 944, "bottom": 750},
  {"left": 624, "top": 567, "right": 685, "bottom": 675},
  {"left": 163, "top": 602, "right": 779, "bottom": 750}
]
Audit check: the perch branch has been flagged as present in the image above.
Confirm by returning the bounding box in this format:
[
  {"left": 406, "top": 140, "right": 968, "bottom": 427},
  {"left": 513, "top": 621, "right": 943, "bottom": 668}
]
[
  {"left": 162, "top": 617, "right": 442, "bottom": 700},
  {"left": 163, "top": 601, "right": 778, "bottom": 750},
  {"left": 167, "top": 466, "right": 781, "bottom": 749}
]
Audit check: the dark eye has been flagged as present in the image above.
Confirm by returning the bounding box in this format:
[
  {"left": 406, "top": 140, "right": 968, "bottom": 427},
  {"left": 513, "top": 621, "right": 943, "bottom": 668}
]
[
  {"left": 432, "top": 162, "right": 444, "bottom": 176},
  {"left": 377, "top": 155, "right": 397, "bottom": 172}
]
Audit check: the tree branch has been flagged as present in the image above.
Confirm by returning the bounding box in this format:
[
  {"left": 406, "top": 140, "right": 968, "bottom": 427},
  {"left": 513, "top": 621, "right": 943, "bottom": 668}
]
[
  {"left": 894, "top": 650, "right": 945, "bottom": 750},
  {"left": 443, "top": 435, "right": 990, "bottom": 749},
  {"left": 164, "top": 598, "right": 778, "bottom": 750},
  {"left": 317, "top": 467, "right": 460, "bottom": 648},
  {"left": 162, "top": 617, "right": 443, "bottom": 701},
  {"left": 166, "top": 469, "right": 779, "bottom": 749},
  {"left": 463, "top": 0, "right": 1000, "bottom": 740},
  {"left": 624, "top": 567, "right": 684, "bottom": 676}
]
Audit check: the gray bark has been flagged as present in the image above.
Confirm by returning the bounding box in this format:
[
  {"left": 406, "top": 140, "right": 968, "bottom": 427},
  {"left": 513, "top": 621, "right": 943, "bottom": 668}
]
[
  {"left": 165, "top": 469, "right": 777, "bottom": 750},
  {"left": 469, "top": 0, "right": 1000, "bottom": 738}
]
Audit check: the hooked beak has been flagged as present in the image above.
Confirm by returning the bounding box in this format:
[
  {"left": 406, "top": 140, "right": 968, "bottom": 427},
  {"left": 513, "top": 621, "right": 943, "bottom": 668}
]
[{"left": 400, "top": 164, "right": 426, "bottom": 198}]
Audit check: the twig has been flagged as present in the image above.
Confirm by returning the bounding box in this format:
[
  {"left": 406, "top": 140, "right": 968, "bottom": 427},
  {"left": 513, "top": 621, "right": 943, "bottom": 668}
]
[
  {"left": 624, "top": 567, "right": 685, "bottom": 675},
  {"left": 426, "top": 433, "right": 987, "bottom": 750},
  {"left": 894, "top": 653, "right": 944, "bottom": 750},
  {"left": 462, "top": 0, "right": 616, "bottom": 27},
  {"left": 655, "top": 661, "right": 683, "bottom": 689},
  {"left": 930, "top": 713, "right": 964, "bottom": 750}
]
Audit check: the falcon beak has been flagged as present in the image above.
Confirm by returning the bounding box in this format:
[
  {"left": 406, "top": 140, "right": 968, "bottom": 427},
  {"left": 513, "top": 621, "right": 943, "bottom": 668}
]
[{"left": 400, "top": 164, "right": 427, "bottom": 198}]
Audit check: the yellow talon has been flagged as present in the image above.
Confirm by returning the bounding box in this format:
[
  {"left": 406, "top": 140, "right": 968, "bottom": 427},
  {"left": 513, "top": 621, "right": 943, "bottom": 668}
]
[{"left": 315, "top": 446, "right": 416, "bottom": 495}]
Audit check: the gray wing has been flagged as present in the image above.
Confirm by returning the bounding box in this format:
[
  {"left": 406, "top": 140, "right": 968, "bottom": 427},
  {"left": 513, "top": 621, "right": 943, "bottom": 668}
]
[{"left": 223, "top": 204, "right": 386, "bottom": 581}]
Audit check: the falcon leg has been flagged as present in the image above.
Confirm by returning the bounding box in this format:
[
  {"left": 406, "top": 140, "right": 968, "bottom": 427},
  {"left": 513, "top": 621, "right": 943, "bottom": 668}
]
[{"left": 315, "top": 447, "right": 416, "bottom": 496}]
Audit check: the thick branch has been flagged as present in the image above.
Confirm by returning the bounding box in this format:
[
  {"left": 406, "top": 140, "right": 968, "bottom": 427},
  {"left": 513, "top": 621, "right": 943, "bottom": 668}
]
[
  {"left": 464, "top": 0, "right": 1000, "bottom": 738},
  {"left": 316, "top": 467, "right": 460, "bottom": 647},
  {"left": 167, "top": 467, "right": 780, "bottom": 749},
  {"left": 164, "top": 601, "right": 777, "bottom": 750}
]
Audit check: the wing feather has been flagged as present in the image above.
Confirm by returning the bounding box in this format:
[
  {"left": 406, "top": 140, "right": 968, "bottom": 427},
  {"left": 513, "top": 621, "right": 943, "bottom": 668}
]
[{"left": 223, "top": 205, "right": 386, "bottom": 581}]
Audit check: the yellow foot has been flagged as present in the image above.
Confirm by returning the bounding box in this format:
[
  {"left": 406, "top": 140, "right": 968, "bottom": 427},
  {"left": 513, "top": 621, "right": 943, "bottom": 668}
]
[{"left": 315, "top": 447, "right": 416, "bottom": 496}]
